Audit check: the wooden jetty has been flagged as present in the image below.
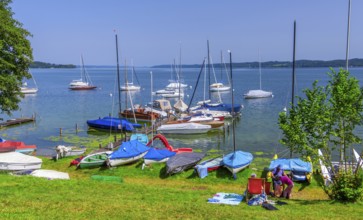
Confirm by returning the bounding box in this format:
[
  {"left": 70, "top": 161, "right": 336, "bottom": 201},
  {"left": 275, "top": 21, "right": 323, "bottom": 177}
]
[{"left": 0, "top": 117, "right": 35, "bottom": 128}]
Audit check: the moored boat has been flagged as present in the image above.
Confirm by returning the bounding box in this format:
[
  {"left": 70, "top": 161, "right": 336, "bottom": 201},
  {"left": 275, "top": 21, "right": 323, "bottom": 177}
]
[
  {"left": 157, "top": 123, "right": 211, "bottom": 134},
  {"left": 86, "top": 117, "right": 141, "bottom": 131}
]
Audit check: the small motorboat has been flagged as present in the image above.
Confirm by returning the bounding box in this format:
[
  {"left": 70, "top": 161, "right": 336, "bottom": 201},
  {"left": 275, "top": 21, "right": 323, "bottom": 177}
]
[{"left": 55, "top": 145, "right": 86, "bottom": 160}]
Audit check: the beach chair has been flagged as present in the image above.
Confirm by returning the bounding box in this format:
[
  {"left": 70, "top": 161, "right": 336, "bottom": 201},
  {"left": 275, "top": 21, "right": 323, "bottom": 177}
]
[{"left": 246, "top": 178, "right": 265, "bottom": 202}]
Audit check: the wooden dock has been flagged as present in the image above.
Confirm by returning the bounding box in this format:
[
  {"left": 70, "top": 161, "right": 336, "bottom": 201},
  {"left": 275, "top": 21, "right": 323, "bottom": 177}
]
[{"left": 0, "top": 117, "right": 35, "bottom": 128}]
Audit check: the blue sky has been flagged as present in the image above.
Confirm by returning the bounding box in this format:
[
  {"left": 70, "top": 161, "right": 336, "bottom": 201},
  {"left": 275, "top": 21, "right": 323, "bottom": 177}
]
[{"left": 11, "top": 0, "right": 363, "bottom": 66}]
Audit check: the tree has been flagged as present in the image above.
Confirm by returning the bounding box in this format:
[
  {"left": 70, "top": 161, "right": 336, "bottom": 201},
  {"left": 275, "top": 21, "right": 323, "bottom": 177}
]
[
  {"left": 0, "top": 0, "right": 33, "bottom": 116},
  {"left": 279, "top": 68, "right": 363, "bottom": 202}
]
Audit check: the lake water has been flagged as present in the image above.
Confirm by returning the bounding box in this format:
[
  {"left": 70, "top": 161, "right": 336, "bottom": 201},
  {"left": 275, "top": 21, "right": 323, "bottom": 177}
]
[{"left": 1, "top": 66, "right": 363, "bottom": 158}]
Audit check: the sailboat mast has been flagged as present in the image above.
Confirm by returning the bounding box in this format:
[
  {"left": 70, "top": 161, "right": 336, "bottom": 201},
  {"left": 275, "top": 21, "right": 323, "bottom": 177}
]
[
  {"left": 345, "top": 0, "right": 351, "bottom": 71},
  {"left": 207, "top": 40, "right": 211, "bottom": 100},
  {"left": 115, "top": 34, "right": 122, "bottom": 115},
  {"left": 124, "top": 59, "right": 128, "bottom": 110},
  {"left": 258, "top": 49, "right": 262, "bottom": 90},
  {"left": 292, "top": 21, "right": 296, "bottom": 107},
  {"left": 228, "top": 50, "right": 236, "bottom": 152}
]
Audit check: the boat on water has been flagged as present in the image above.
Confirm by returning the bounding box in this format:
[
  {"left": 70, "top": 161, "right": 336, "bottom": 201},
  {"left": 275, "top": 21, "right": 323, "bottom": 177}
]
[
  {"left": 55, "top": 145, "right": 86, "bottom": 160},
  {"left": 244, "top": 90, "right": 273, "bottom": 99},
  {"left": 210, "top": 82, "right": 230, "bottom": 92},
  {"left": 243, "top": 51, "right": 273, "bottom": 99},
  {"left": 0, "top": 152, "right": 42, "bottom": 171},
  {"left": 77, "top": 150, "right": 112, "bottom": 169},
  {"left": 69, "top": 55, "right": 97, "bottom": 90},
  {"left": 120, "top": 106, "right": 165, "bottom": 123},
  {"left": 120, "top": 63, "right": 141, "bottom": 91},
  {"left": 268, "top": 156, "right": 312, "bottom": 182},
  {"left": 86, "top": 117, "right": 141, "bottom": 131},
  {"left": 107, "top": 140, "right": 150, "bottom": 167},
  {"left": 20, "top": 72, "right": 38, "bottom": 94},
  {"left": 0, "top": 140, "right": 36, "bottom": 154},
  {"left": 195, "top": 156, "right": 223, "bottom": 178},
  {"left": 166, "top": 152, "right": 205, "bottom": 175},
  {"left": 157, "top": 123, "right": 212, "bottom": 134}
]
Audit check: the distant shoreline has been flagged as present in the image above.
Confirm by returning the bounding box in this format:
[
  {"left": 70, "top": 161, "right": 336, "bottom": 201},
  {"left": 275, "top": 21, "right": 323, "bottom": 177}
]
[{"left": 30, "top": 58, "right": 363, "bottom": 69}]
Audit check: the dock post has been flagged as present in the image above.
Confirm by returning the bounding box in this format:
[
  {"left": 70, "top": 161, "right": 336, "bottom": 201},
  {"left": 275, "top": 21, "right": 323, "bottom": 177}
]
[
  {"left": 99, "top": 143, "right": 102, "bottom": 149},
  {"left": 75, "top": 123, "right": 78, "bottom": 133},
  {"left": 60, "top": 128, "right": 62, "bottom": 136}
]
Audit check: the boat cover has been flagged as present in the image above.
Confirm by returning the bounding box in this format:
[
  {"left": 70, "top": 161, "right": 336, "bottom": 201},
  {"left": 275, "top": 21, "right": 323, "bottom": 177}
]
[
  {"left": 166, "top": 152, "right": 205, "bottom": 175},
  {"left": 130, "top": 133, "right": 149, "bottom": 145},
  {"left": 223, "top": 151, "right": 253, "bottom": 169},
  {"left": 108, "top": 140, "right": 149, "bottom": 159},
  {"left": 195, "top": 157, "right": 223, "bottom": 178},
  {"left": 144, "top": 148, "right": 176, "bottom": 161},
  {"left": 268, "top": 158, "right": 312, "bottom": 173},
  {"left": 87, "top": 117, "right": 141, "bottom": 131},
  {"left": 200, "top": 102, "right": 242, "bottom": 113}
]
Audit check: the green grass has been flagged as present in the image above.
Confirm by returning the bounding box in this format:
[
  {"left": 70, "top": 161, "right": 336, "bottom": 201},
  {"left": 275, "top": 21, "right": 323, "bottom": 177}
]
[{"left": 0, "top": 154, "right": 362, "bottom": 219}]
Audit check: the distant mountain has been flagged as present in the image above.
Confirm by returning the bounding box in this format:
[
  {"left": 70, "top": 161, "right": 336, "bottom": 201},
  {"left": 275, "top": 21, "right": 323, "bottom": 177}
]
[
  {"left": 151, "top": 58, "right": 363, "bottom": 68},
  {"left": 30, "top": 61, "right": 76, "bottom": 68}
]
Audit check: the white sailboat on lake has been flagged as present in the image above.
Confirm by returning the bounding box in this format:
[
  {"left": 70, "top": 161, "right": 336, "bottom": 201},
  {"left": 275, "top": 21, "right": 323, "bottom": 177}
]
[
  {"left": 244, "top": 51, "right": 273, "bottom": 99},
  {"left": 69, "top": 55, "right": 97, "bottom": 90},
  {"left": 21, "top": 72, "right": 38, "bottom": 94}
]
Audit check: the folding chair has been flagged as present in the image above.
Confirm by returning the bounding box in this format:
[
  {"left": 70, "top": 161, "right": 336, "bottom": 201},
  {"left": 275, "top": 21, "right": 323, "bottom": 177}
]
[{"left": 246, "top": 178, "right": 265, "bottom": 202}]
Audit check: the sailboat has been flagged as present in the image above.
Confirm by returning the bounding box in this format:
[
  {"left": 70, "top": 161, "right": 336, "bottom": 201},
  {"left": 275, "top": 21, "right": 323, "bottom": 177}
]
[
  {"left": 222, "top": 50, "right": 253, "bottom": 179},
  {"left": 69, "top": 55, "right": 97, "bottom": 90},
  {"left": 244, "top": 50, "right": 273, "bottom": 99},
  {"left": 21, "top": 72, "right": 38, "bottom": 94},
  {"left": 210, "top": 50, "right": 231, "bottom": 92},
  {"left": 120, "top": 62, "right": 141, "bottom": 91}
]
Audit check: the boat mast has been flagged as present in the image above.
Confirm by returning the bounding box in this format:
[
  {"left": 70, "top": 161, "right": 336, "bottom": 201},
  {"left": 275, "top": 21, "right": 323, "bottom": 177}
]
[
  {"left": 207, "top": 40, "right": 211, "bottom": 100},
  {"left": 124, "top": 59, "right": 128, "bottom": 110},
  {"left": 258, "top": 49, "right": 262, "bottom": 90},
  {"left": 345, "top": 0, "right": 351, "bottom": 71},
  {"left": 290, "top": 20, "right": 297, "bottom": 158},
  {"left": 292, "top": 20, "right": 296, "bottom": 107},
  {"left": 228, "top": 50, "right": 236, "bottom": 152},
  {"left": 115, "top": 34, "right": 122, "bottom": 116}
]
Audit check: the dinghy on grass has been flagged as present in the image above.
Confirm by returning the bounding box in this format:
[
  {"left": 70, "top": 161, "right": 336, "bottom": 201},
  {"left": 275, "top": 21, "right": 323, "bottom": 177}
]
[
  {"left": 0, "top": 152, "right": 42, "bottom": 171},
  {"left": 166, "top": 152, "right": 205, "bottom": 175},
  {"left": 30, "top": 169, "right": 70, "bottom": 180},
  {"left": 195, "top": 156, "right": 223, "bottom": 178},
  {"left": 107, "top": 140, "right": 150, "bottom": 167}
]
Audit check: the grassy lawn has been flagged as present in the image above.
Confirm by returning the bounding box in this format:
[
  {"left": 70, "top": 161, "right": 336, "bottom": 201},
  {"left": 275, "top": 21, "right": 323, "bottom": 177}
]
[{"left": 0, "top": 154, "right": 362, "bottom": 219}]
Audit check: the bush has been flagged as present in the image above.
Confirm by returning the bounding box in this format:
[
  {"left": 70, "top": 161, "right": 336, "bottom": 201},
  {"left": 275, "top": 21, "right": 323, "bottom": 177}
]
[{"left": 330, "top": 169, "right": 363, "bottom": 202}]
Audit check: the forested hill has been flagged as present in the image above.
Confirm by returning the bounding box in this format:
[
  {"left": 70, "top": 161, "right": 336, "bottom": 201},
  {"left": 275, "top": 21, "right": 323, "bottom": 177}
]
[
  {"left": 30, "top": 61, "right": 76, "bottom": 68},
  {"left": 152, "top": 58, "right": 363, "bottom": 68}
]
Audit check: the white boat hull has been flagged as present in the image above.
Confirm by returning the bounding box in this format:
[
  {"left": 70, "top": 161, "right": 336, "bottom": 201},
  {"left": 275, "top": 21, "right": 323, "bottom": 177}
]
[
  {"left": 107, "top": 151, "right": 148, "bottom": 167},
  {"left": 244, "top": 90, "right": 273, "bottom": 99},
  {"left": 30, "top": 169, "right": 70, "bottom": 180},
  {"left": 0, "top": 152, "right": 42, "bottom": 171},
  {"left": 157, "top": 123, "right": 211, "bottom": 134}
]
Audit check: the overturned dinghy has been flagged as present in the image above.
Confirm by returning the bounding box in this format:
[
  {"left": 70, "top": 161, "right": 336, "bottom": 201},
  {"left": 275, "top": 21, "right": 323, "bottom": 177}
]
[
  {"left": 166, "top": 152, "right": 205, "bottom": 175},
  {"left": 0, "top": 152, "right": 42, "bottom": 171},
  {"left": 30, "top": 169, "right": 70, "bottom": 180}
]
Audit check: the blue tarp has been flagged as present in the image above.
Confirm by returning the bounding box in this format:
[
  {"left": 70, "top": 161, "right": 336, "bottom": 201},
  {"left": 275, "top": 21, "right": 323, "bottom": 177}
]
[
  {"left": 222, "top": 151, "right": 253, "bottom": 169},
  {"left": 87, "top": 117, "right": 141, "bottom": 131},
  {"left": 200, "top": 103, "right": 242, "bottom": 113},
  {"left": 268, "top": 158, "right": 312, "bottom": 173},
  {"left": 144, "top": 148, "right": 176, "bottom": 161},
  {"left": 108, "top": 140, "right": 149, "bottom": 159}
]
